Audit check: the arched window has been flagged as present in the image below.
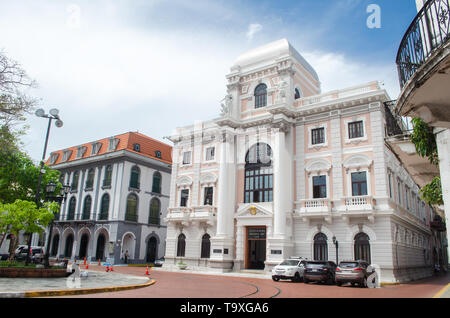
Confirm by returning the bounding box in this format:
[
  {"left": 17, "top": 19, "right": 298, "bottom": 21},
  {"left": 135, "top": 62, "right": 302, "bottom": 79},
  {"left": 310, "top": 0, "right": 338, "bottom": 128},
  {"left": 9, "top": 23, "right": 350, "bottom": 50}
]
[
  {"left": 294, "top": 88, "right": 301, "bottom": 100},
  {"left": 354, "top": 232, "right": 371, "bottom": 263},
  {"left": 51, "top": 234, "right": 60, "bottom": 257},
  {"left": 314, "top": 233, "right": 328, "bottom": 261},
  {"left": 125, "top": 193, "right": 138, "bottom": 222},
  {"left": 244, "top": 143, "right": 273, "bottom": 203},
  {"left": 177, "top": 234, "right": 186, "bottom": 257},
  {"left": 254, "top": 83, "right": 267, "bottom": 108},
  {"left": 67, "top": 197, "right": 76, "bottom": 220},
  {"left": 99, "top": 193, "right": 110, "bottom": 220},
  {"left": 64, "top": 234, "right": 74, "bottom": 258},
  {"left": 129, "top": 166, "right": 140, "bottom": 189},
  {"left": 85, "top": 168, "right": 95, "bottom": 189},
  {"left": 149, "top": 198, "right": 160, "bottom": 225},
  {"left": 71, "top": 171, "right": 79, "bottom": 191},
  {"left": 201, "top": 234, "right": 211, "bottom": 259},
  {"left": 82, "top": 196, "right": 92, "bottom": 220},
  {"left": 152, "top": 171, "right": 162, "bottom": 194},
  {"left": 103, "top": 165, "right": 112, "bottom": 187}
]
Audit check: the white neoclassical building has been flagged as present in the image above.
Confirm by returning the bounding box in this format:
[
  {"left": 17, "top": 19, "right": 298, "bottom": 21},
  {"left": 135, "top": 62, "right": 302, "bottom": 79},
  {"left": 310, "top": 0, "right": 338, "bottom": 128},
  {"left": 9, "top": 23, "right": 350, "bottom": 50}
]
[{"left": 164, "top": 39, "right": 438, "bottom": 283}]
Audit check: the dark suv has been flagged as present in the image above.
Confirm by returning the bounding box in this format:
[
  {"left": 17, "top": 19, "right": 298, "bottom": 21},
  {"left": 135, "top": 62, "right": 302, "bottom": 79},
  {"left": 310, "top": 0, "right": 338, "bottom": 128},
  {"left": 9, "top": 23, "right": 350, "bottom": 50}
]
[
  {"left": 335, "top": 260, "right": 374, "bottom": 287},
  {"left": 303, "top": 261, "right": 337, "bottom": 285}
]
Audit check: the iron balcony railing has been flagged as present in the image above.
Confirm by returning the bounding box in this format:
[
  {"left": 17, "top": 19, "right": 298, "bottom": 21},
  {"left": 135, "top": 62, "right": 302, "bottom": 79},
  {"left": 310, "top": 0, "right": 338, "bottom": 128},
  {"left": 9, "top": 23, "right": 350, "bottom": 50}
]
[
  {"left": 384, "top": 100, "right": 414, "bottom": 137},
  {"left": 396, "top": 0, "right": 450, "bottom": 88}
]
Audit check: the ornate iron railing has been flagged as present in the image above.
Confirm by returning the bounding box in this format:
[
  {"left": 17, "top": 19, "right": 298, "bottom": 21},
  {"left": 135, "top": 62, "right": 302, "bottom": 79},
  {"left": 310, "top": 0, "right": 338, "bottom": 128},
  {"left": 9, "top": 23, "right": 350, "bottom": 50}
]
[
  {"left": 384, "top": 100, "right": 414, "bottom": 136},
  {"left": 396, "top": 0, "right": 450, "bottom": 88}
]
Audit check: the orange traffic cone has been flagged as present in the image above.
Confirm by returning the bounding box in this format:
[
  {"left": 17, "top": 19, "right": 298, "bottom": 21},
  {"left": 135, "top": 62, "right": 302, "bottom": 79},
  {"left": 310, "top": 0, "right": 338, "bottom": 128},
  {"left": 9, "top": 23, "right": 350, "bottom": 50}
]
[
  {"left": 106, "top": 265, "right": 110, "bottom": 272},
  {"left": 110, "top": 265, "right": 114, "bottom": 271},
  {"left": 86, "top": 263, "right": 89, "bottom": 269},
  {"left": 145, "top": 266, "right": 149, "bottom": 275},
  {"left": 98, "top": 259, "right": 101, "bottom": 266}
]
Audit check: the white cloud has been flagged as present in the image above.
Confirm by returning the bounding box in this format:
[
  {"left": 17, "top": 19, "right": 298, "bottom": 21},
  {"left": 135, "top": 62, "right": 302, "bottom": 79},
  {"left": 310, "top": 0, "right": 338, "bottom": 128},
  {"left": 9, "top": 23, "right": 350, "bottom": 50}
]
[{"left": 246, "top": 23, "right": 263, "bottom": 40}]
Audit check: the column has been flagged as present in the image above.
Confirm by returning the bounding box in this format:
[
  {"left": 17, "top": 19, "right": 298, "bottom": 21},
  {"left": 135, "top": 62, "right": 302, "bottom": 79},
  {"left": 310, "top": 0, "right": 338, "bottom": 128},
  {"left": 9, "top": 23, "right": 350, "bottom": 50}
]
[
  {"left": 435, "top": 128, "right": 450, "bottom": 264},
  {"left": 210, "top": 131, "right": 236, "bottom": 272}
]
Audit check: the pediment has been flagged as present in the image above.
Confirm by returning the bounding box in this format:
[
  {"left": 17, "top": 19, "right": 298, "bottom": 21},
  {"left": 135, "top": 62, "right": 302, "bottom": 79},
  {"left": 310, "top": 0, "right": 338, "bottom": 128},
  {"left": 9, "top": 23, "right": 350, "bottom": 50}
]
[
  {"left": 305, "top": 159, "right": 331, "bottom": 173},
  {"left": 200, "top": 173, "right": 218, "bottom": 185},
  {"left": 342, "top": 154, "right": 372, "bottom": 169},
  {"left": 176, "top": 175, "right": 193, "bottom": 187},
  {"left": 236, "top": 203, "right": 273, "bottom": 218}
]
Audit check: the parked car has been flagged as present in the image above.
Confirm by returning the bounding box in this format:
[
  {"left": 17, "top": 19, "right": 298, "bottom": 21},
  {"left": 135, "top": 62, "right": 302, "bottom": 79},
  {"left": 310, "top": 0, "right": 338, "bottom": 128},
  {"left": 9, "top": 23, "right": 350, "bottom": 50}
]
[
  {"left": 154, "top": 257, "right": 165, "bottom": 267},
  {"left": 15, "top": 246, "right": 45, "bottom": 263},
  {"left": 271, "top": 257, "right": 307, "bottom": 282},
  {"left": 335, "top": 260, "right": 374, "bottom": 287},
  {"left": 303, "top": 260, "right": 337, "bottom": 285}
]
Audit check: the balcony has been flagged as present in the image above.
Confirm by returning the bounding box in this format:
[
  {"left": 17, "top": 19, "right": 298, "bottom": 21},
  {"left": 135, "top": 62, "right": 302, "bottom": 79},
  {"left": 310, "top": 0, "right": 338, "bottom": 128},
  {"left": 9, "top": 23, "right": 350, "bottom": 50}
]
[
  {"left": 384, "top": 101, "right": 440, "bottom": 188},
  {"left": 294, "top": 199, "right": 332, "bottom": 224},
  {"left": 165, "top": 206, "right": 217, "bottom": 226},
  {"left": 395, "top": 0, "right": 450, "bottom": 127}
]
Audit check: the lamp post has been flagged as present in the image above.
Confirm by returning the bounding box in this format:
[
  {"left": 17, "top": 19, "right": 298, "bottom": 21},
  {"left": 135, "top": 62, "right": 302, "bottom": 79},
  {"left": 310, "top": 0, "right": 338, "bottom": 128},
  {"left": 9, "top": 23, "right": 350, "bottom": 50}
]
[
  {"left": 25, "top": 108, "right": 64, "bottom": 266},
  {"left": 333, "top": 236, "right": 339, "bottom": 265},
  {"left": 43, "top": 181, "right": 71, "bottom": 268}
]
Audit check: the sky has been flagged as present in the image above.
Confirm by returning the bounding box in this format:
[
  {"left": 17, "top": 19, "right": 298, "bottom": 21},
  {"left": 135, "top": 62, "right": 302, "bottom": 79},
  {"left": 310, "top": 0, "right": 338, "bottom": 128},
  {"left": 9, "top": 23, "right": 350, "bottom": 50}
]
[{"left": 0, "top": 0, "right": 419, "bottom": 162}]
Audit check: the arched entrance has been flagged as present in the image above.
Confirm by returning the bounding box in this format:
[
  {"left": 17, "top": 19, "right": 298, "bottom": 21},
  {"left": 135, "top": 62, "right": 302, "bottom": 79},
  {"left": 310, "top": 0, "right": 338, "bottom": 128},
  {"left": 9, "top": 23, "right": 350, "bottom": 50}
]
[
  {"left": 64, "top": 234, "right": 74, "bottom": 258},
  {"left": 78, "top": 234, "right": 89, "bottom": 259},
  {"left": 51, "top": 234, "right": 60, "bottom": 257},
  {"left": 95, "top": 234, "right": 106, "bottom": 261},
  {"left": 354, "top": 232, "right": 371, "bottom": 263},
  {"left": 314, "top": 233, "right": 328, "bottom": 261},
  {"left": 122, "top": 233, "right": 136, "bottom": 263},
  {"left": 146, "top": 237, "right": 158, "bottom": 263}
]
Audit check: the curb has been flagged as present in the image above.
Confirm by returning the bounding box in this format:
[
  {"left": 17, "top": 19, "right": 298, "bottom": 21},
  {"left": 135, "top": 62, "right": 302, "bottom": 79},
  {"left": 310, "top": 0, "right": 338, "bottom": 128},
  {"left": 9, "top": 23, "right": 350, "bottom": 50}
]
[
  {"left": 0, "top": 279, "right": 156, "bottom": 298},
  {"left": 433, "top": 283, "right": 450, "bottom": 298}
]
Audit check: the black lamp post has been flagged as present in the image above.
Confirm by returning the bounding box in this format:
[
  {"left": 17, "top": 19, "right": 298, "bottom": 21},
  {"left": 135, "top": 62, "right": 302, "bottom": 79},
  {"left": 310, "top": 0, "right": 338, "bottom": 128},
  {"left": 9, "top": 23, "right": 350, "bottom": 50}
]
[
  {"left": 26, "top": 108, "right": 64, "bottom": 266},
  {"left": 333, "top": 236, "right": 339, "bottom": 265},
  {"left": 43, "top": 181, "right": 71, "bottom": 268}
]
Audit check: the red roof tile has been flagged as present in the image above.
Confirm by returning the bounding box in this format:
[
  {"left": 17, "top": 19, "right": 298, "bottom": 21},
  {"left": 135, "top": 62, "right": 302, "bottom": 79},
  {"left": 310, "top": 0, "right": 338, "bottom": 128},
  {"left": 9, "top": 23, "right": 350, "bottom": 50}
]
[{"left": 47, "top": 132, "right": 172, "bottom": 166}]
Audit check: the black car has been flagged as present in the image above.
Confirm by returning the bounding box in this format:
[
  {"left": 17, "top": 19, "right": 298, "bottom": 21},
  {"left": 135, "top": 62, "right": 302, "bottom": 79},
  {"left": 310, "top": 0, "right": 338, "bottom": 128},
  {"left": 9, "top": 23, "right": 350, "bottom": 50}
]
[{"left": 303, "top": 260, "right": 337, "bottom": 285}]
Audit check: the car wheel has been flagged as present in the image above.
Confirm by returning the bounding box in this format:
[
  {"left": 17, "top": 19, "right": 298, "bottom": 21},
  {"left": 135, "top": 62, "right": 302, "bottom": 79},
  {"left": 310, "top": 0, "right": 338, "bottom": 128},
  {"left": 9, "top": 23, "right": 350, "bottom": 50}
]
[
  {"left": 293, "top": 272, "right": 301, "bottom": 283},
  {"left": 336, "top": 281, "right": 342, "bottom": 286},
  {"left": 272, "top": 277, "right": 280, "bottom": 282},
  {"left": 304, "top": 278, "right": 309, "bottom": 284}
]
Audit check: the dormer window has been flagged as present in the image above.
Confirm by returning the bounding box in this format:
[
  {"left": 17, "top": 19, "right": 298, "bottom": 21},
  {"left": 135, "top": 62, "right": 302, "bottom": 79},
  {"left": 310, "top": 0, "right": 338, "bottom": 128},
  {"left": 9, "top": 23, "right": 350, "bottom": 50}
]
[
  {"left": 91, "top": 142, "right": 102, "bottom": 155},
  {"left": 108, "top": 137, "right": 120, "bottom": 151},
  {"left": 49, "top": 153, "right": 59, "bottom": 165},
  {"left": 76, "top": 146, "right": 87, "bottom": 159},
  {"left": 62, "top": 150, "right": 73, "bottom": 162},
  {"left": 254, "top": 83, "right": 267, "bottom": 109},
  {"left": 155, "top": 150, "right": 162, "bottom": 158},
  {"left": 133, "top": 143, "right": 141, "bottom": 152}
]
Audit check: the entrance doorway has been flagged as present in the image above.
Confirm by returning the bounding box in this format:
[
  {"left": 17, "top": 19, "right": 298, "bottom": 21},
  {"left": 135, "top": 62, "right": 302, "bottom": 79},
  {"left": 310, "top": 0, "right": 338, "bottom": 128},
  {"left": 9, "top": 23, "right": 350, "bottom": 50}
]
[
  {"left": 79, "top": 234, "right": 89, "bottom": 259},
  {"left": 146, "top": 237, "right": 157, "bottom": 263},
  {"left": 95, "top": 234, "right": 106, "bottom": 261},
  {"left": 64, "top": 234, "right": 74, "bottom": 258},
  {"left": 246, "top": 227, "right": 266, "bottom": 270}
]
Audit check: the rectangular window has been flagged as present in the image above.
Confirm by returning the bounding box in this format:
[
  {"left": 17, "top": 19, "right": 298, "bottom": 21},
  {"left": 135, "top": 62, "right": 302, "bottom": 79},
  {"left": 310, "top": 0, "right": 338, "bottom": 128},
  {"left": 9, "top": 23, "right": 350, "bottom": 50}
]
[
  {"left": 388, "top": 172, "right": 393, "bottom": 199},
  {"left": 312, "top": 175, "right": 327, "bottom": 198},
  {"left": 204, "top": 187, "right": 213, "bottom": 206},
  {"left": 351, "top": 172, "right": 368, "bottom": 196},
  {"left": 205, "top": 147, "right": 215, "bottom": 161},
  {"left": 180, "top": 189, "right": 189, "bottom": 207},
  {"left": 405, "top": 187, "right": 410, "bottom": 210},
  {"left": 311, "top": 128, "right": 325, "bottom": 145},
  {"left": 244, "top": 167, "right": 273, "bottom": 203},
  {"left": 397, "top": 180, "right": 402, "bottom": 206},
  {"left": 182, "top": 151, "right": 191, "bottom": 165},
  {"left": 348, "top": 121, "right": 364, "bottom": 139}
]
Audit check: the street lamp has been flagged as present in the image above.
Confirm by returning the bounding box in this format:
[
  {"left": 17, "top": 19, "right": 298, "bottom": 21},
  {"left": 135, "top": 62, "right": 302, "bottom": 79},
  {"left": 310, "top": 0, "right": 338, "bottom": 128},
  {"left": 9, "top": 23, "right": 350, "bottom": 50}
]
[
  {"left": 43, "top": 181, "right": 71, "bottom": 268},
  {"left": 332, "top": 236, "right": 339, "bottom": 265},
  {"left": 25, "top": 108, "right": 64, "bottom": 266}
]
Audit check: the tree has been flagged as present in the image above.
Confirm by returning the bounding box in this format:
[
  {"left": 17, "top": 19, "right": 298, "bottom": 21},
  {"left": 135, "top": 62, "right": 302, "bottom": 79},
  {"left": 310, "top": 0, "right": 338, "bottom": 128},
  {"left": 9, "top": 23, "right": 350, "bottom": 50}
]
[
  {"left": 0, "top": 51, "right": 37, "bottom": 153},
  {"left": 0, "top": 200, "right": 57, "bottom": 263},
  {"left": 410, "top": 118, "right": 443, "bottom": 206}
]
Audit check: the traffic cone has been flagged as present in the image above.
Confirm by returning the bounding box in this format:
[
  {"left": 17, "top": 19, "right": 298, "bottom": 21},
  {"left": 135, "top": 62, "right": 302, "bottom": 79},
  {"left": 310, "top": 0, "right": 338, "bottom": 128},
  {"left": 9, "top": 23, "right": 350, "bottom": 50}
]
[
  {"left": 86, "top": 263, "right": 89, "bottom": 269},
  {"left": 83, "top": 257, "right": 86, "bottom": 265},
  {"left": 110, "top": 265, "right": 114, "bottom": 271},
  {"left": 98, "top": 259, "right": 101, "bottom": 266},
  {"left": 106, "top": 264, "right": 110, "bottom": 272},
  {"left": 145, "top": 266, "right": 149, "bottom": 275}
]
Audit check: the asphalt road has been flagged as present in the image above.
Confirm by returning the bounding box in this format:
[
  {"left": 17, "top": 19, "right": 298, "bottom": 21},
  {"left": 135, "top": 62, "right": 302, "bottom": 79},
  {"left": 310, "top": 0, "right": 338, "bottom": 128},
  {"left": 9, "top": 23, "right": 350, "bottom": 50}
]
[{"left": 55, "top": 265, "right": 450, "bottom": 299}]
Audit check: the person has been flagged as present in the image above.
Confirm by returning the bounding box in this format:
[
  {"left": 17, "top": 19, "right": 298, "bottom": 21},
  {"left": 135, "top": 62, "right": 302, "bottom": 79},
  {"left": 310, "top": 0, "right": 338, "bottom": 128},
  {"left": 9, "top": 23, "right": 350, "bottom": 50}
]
[{"left": 124, "top": 250, "right": 129, "bottom": 264}]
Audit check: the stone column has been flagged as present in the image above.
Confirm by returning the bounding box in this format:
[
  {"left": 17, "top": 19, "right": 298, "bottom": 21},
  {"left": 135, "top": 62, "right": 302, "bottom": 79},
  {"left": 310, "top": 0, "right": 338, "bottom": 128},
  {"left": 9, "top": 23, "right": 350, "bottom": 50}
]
[
  {"left": 210, "top": 131, "right": 236, "bottom": 272},
  {"left": 435, "top": 128, "right": 450, "bottom": 264},
  {"left": 267, "top": 124, "right": 293, "bottom": 266}
]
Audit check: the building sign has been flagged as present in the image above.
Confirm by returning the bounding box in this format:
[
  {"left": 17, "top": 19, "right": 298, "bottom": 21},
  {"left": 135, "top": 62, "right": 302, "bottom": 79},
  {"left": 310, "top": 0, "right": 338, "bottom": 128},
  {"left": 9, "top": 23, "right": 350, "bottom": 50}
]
[{"left": 248, "top": 227, "right": 266, "bottom": 240}]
